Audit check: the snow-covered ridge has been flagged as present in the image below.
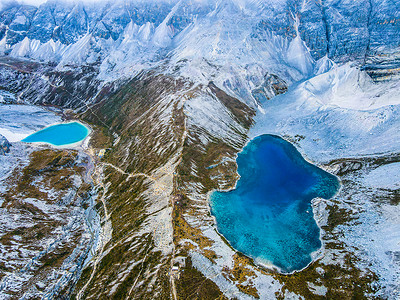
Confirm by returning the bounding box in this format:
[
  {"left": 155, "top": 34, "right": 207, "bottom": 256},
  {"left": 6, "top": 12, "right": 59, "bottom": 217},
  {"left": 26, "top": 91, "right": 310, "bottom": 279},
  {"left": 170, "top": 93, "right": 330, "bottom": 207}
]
[
  {"left": 0, "top": 0, "right": 399, "bottom": 70},
  {"left": 0, "top": 0, "right": 398, "bottom": 111}
]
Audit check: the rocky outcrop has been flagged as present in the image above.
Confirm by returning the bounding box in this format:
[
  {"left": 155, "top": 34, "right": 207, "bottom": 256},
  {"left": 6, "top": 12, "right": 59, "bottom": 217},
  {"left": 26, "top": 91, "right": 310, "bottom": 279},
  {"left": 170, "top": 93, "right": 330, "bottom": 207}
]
[
  {"left": 0, "top": 149, "right": 96, "bottom": 299},
  {"left": 0, "top": 134, "right": 10, "bottom": 155},
  {"left": 251, "top": 73, "right": 288, "bottom": 104}
]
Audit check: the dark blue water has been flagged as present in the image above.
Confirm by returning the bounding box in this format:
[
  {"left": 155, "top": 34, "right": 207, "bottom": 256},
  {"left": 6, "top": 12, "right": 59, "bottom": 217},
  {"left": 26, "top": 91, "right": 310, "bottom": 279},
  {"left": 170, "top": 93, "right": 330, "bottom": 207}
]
[
  {"left": 22, "top": 122, "right": 89, "bottom": 146},
  {"left": 210, "top": 134, "right": 340, "bottom": 273}
]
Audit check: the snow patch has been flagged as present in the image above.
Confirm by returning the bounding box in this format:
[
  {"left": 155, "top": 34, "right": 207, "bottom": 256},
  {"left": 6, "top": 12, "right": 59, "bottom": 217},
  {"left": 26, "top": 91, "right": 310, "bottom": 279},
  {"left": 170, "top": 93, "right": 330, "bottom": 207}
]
[
  {"left": 363, "top": 163, "right": 400, "bottom": 189},
  {"left": 0, "top": 104, "right": 60, "bottom": 142}
]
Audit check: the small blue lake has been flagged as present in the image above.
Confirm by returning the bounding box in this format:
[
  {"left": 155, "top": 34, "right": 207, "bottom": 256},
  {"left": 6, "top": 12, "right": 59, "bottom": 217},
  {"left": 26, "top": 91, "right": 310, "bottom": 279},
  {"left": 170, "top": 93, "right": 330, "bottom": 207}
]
[
  {"left": 22, "top": 122, "right": 90, "bottom": 146},
  {"left": 210, "top": 134, "right": 340, "bottom": 273}
]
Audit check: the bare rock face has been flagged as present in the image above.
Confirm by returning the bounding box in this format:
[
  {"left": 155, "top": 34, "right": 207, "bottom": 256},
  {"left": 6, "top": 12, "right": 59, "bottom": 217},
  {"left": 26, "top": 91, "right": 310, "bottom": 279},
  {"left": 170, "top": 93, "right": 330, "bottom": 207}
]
[{"left": 0, "top": 134, "right": 10, "bottom": 155}]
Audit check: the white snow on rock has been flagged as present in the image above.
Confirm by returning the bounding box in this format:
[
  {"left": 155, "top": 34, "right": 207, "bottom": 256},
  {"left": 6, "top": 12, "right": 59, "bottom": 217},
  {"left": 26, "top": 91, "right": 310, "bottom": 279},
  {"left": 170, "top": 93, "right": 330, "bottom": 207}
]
[
  {"left": 251, "top": 63, "right": 400, "bottom": 162},
  {"left": 168, "top": 7, "right": 308, "bottom": 107},
  {"left": 337, "top": 195, "right": 400, "bottom": 298},
  {"left": 286, "top": 35, "right": 315, "bottom": 76},
  {"left": 314, "top": 55, "right": 335, "bottom": 76},
  {"left": 10, "top": 37, "right": 32, "bottom": 58},
  {"left": 303, "top": 63, "right": 400, "bottom": 110},
  {"left": 0, "top": 104, "right": 60, "bottom": 142},
  {"left": 152, "top": 0, "right": 181, "bottom": 47},
  {"left": 31, "top": 39, "right": 66, "bottom": 62},
  {"left": 363, "top": 163, "right": 400, "bottom": 189},
  {"left": 58, "top": 33, "right": 96, "bottom": 66},
  {"left": 0, "top": 37, "right": 8, "bottom": 54},
  {"left": 185, "top": 93, "right": 246, "bottom": 142},
  {"left": 138, "top": 22, "right": 154, "bottom": 41}
]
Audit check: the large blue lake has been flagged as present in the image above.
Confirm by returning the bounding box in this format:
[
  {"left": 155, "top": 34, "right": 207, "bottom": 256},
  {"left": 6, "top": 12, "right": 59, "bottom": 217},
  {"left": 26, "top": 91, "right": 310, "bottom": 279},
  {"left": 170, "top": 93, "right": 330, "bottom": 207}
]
[
  {"left": 210, "top": 134, "right": 340, "bottom": 273},
  {"left": 22, "top": 122, "right": 90, "bottom": 146}
]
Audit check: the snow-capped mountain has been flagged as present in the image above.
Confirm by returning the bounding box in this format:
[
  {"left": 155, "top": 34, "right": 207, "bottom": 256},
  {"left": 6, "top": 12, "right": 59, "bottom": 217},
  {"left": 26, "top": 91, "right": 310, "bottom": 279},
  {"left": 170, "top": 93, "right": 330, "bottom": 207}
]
[
  {"left": 0, "top": 0, "right": 400, "bottom": 299},
  {"left": 1, "top": 0, "right": 399, "bottom": 109},
  {"left": 1, "top": 0, "right": 399, "bottom": 78},
  {"left": 2, "top": 0, "right": 399, "bottom": 62}
]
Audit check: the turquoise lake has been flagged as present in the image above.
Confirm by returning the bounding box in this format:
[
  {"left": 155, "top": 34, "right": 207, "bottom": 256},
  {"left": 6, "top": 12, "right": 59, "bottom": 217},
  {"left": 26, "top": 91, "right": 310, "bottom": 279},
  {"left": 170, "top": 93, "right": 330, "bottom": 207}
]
[
  {"left": 210, "top": 134, "right": 340, "bottom": 273},
  {"left": 22, "top": 122, "right": 90, "bottom": 146}
]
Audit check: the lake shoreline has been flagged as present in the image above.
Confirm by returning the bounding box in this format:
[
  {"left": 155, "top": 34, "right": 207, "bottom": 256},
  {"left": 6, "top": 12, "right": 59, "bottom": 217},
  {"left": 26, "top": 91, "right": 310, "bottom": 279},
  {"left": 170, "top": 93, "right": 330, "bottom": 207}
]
[
  {"left": 22, "top": 120, "right": 92, "bottom": 149},
  {"left": 209, "top": 134, "right": 340, "bottom": 273}
]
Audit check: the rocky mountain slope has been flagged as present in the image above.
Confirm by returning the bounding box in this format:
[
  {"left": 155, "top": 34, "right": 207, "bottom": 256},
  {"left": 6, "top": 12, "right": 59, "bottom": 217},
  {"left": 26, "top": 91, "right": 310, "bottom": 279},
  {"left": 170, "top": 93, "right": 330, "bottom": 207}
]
[{"left": 0, "top": 0, "right": 399, "bottom": 299}]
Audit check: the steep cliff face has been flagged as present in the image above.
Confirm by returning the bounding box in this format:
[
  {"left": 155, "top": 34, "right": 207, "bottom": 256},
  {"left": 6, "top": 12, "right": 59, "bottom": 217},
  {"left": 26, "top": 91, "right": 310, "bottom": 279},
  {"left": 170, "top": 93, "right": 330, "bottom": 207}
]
[
  {"left": 0, "top": 0, "right": 400, "bottom": 299},
  {"left": 1, "top": 0, "right": 399, "bottom": 62}
]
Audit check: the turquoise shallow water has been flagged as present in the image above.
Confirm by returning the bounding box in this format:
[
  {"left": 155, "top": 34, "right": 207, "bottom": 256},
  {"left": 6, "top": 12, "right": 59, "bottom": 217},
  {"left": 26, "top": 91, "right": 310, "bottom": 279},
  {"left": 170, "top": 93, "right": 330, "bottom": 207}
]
[
  {"left": 22, "top": 122, "right": 89, "bottom": 146},
  {"left": 210, "top": 134, "right": 340, "bottom": 273}
]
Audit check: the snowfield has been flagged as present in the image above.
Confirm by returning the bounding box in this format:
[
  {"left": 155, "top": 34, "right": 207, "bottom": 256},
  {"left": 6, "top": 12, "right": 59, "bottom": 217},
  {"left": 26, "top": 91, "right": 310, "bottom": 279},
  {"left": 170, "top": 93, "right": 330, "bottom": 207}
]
[
  {"left": 362, "top": 162, "right": 400, "bottom": 190},
  {"left": 252, "top": 63, "right": 400, "bottom": 162},
  {"left": 0, "top": 104, "right": 61, "bottom": 142}
]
